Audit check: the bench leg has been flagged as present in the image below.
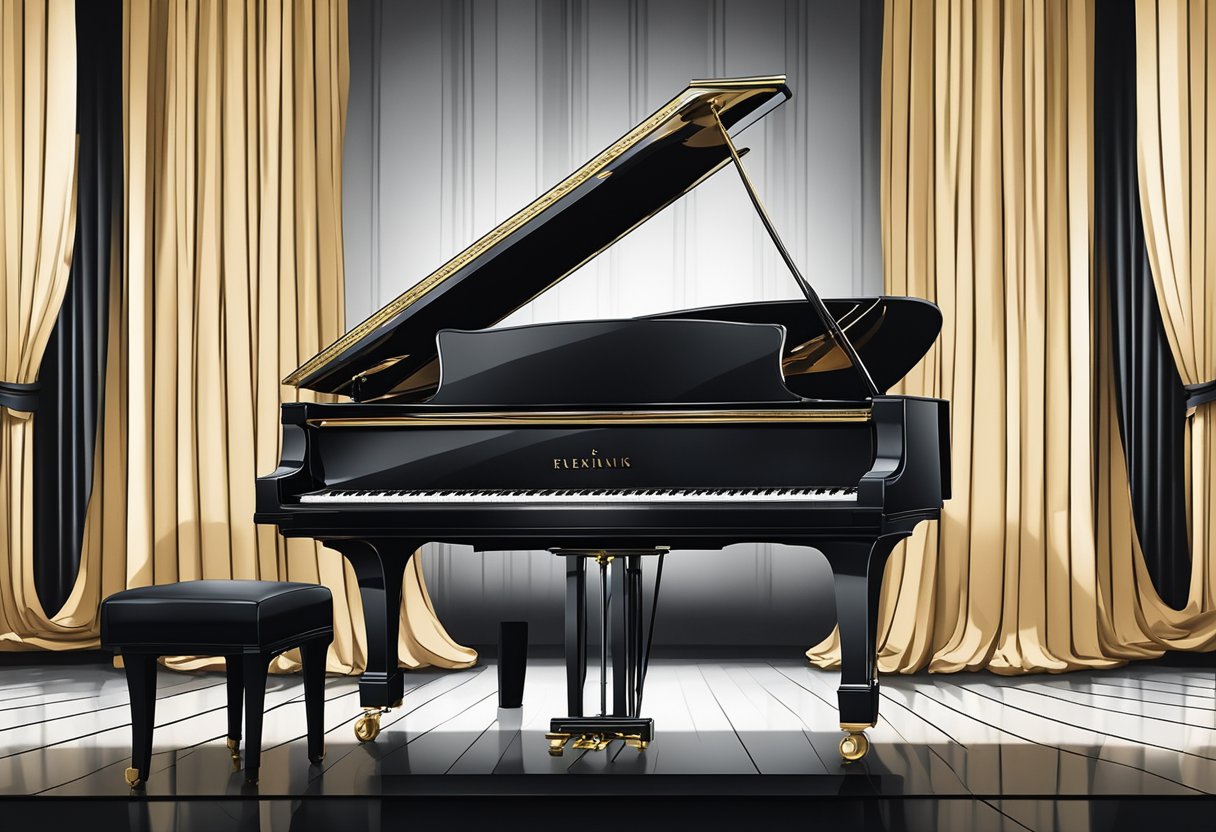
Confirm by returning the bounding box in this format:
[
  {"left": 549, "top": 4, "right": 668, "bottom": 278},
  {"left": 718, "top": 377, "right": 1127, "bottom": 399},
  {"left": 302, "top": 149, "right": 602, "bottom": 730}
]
[
  {"left": 225, "top": 655, "right": 244, "bottom": 755},
  {"left": 242, "top": 652, "right": 270, "bottom": 784},
  {"left": 122, "top": 654, "right": 158, "bottom": 789},
  {"left": 301, "top": 637, "right": 330, "bottom": 765}
]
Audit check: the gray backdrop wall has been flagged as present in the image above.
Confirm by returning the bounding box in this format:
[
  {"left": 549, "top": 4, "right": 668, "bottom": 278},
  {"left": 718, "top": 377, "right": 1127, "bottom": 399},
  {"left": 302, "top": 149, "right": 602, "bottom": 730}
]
[{"left": 342, "top": 0, "right": 883, "bottom": 649}]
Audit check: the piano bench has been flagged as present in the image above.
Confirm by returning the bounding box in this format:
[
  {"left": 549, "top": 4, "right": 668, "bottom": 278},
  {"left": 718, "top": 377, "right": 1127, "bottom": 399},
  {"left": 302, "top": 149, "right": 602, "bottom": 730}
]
[{"left": 100, "top": 580, "right": 333, "bottom": 789}]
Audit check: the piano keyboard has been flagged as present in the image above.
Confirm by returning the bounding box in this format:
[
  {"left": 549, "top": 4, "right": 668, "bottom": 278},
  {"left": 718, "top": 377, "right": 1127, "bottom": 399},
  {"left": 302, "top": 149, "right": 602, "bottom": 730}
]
[{"left": 300, "top": 487, "right": 858, "bottom": 505}]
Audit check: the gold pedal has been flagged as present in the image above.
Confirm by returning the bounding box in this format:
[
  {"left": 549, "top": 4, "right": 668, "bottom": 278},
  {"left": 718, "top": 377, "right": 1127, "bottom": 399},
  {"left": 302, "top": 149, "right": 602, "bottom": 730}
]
[
  {"left": 548, "top": 729, "right": 649, "bottom": 754},
  {"left": 571, "top": 732, "right": 611, "bottom": 752},
  {"left": 545, "top": 732, "right": 571, "bottom": 756}
]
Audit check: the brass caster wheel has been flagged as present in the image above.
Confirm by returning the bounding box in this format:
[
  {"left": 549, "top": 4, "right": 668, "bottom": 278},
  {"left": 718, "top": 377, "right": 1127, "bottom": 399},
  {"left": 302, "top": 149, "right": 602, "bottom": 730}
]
[
  {"left": 839, "top": 731, "right": 869, "bottom": 762},
  {"left": 227, "top": 737, "right": 241, "bottom": 770},
  {"left": 354, "top": 710, "right": 382, "bottom": 743},
  {"left": 545, "top": 732, "right": 570, "bottom": 757},
  {"left": 124, "top": 767, "right": 145, "bottom": 790}
]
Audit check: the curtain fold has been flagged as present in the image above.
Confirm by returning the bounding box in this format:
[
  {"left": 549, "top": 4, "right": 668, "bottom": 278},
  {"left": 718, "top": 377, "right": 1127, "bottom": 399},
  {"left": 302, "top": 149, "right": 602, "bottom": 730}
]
[
  {"left": 810, "top": 0, "right": 1216, "bottom": 676},
  {"left": 1095, "top": 0, "right": 1191, "bottom": 611},
  {"left": 1135, "top": 0, "right": 1216, "bottom": 619},
  {"left": 2, "top": 0, "right": 475, "bottom": 674},
  {"left": 33, "top": 0, "right": 123, "bottom": 619},
  {"left": 0, "top": 0, "right": 80, "bottom": 648}
]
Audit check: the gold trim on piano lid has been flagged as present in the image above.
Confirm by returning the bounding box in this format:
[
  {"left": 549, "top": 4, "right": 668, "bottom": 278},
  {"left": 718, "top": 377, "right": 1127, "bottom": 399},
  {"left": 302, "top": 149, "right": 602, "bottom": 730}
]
[
  {"left": 281, "top": 76, "right": 788, "bottom": 389},
  {"left": 689, "top": 75, "right": 788, "bottom": 88},
  {"left": 306, "top": 409, "right": 871, "bottom": 428}
]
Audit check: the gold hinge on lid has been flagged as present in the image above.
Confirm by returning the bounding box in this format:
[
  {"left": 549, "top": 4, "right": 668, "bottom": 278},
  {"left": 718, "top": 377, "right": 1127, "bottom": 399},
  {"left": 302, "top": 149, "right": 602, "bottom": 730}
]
[{"left": 353, "top": 354, "right": 409, "bottom": 382}]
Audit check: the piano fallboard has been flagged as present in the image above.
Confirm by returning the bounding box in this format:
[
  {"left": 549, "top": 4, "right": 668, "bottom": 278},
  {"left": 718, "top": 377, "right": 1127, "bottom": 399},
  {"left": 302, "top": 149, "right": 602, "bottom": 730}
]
[{"left": 303, "top": 415, "right": 875, "bottom": 495}]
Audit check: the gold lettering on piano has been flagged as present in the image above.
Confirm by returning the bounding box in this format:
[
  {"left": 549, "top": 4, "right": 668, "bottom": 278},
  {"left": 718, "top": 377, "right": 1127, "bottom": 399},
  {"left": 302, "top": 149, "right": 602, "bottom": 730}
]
[{"left": 552, "top": 449, "right": 632, "bottom": 471}]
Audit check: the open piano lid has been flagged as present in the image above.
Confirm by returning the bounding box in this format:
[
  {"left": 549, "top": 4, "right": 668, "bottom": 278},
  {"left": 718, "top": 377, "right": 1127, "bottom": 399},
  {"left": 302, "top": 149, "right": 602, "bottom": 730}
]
[{"left": 285, "top": 76, "right": 793, "bottom": 400}]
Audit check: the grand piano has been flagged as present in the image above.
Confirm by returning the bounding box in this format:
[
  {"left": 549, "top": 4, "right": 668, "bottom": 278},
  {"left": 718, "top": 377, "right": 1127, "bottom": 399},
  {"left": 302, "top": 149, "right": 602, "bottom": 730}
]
[{"left": 255, "top": 75, "right": 949, "bottom": 763}]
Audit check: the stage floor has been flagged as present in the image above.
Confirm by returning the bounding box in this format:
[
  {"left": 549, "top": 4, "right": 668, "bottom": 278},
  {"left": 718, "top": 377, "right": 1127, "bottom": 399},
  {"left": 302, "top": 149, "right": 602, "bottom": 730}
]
[{"left": 0, "top": 658, "right": 1212, "bottom": 828}]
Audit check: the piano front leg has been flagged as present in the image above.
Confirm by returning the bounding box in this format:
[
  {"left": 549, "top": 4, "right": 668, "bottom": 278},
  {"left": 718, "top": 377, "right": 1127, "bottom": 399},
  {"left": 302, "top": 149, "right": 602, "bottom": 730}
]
[
  {"left": 819, "top": 533, "right": 908, "bottom": 762},
  {"left": 327, "top": 538, "right": 416, "bottom": 741}
]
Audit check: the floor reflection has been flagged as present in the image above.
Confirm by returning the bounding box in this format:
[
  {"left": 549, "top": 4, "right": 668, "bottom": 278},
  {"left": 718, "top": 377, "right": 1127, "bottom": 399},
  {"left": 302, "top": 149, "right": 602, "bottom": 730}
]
[{"left": 1, "top": 658, "right": 1213, "bottom": 831}]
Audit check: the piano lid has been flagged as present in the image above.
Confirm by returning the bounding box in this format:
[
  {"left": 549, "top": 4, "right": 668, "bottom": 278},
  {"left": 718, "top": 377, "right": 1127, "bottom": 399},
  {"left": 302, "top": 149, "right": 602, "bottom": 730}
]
[
  {"left": 648, "top": 296, "right": 943, "bottom": 400},
  {"left": 285, "top": 76, "right": 792, "bottom": 398}
]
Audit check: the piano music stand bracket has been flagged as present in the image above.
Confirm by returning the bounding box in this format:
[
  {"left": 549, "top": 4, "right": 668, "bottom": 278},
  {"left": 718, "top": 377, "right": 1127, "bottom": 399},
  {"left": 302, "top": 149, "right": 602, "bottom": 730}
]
[{"left": 545, "top": 548, "right": 668, "bottom": 756}]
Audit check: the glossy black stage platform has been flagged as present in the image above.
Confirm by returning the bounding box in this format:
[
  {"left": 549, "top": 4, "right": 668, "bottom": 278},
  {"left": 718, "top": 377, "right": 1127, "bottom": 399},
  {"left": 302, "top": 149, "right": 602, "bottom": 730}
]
[{"left": 1, "top": 658, "right": 1213, "bottom": 831}]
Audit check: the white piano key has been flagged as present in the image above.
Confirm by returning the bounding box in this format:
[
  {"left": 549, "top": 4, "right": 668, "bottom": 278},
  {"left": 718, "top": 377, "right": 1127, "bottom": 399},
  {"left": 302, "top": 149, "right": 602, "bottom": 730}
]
[{"left": 300, "top": 486, "right": 859, "bottom": 505}]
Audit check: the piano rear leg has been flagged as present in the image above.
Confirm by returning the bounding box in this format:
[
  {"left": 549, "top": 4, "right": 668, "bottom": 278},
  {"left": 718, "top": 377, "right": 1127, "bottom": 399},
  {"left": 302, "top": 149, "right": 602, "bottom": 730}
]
[
  {"left": 819, "top": 533, "right": 907, "bottom": 762},
  {"left": 328, "top": 539, "right": 415, "bottom": 742}
]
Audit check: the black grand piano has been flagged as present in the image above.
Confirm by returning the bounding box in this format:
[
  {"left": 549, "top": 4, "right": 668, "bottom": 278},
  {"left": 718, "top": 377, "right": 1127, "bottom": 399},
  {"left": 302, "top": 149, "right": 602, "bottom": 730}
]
[{"left": 255, "top": 75, "right": 949, "bottom": 763}]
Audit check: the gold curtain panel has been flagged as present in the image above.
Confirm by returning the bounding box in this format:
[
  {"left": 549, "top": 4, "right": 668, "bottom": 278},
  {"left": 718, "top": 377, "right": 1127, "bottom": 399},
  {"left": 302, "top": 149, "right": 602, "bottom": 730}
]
[
  {"left": 0, "top": 0, "right": 473, "bottom": 673},
  {"left": 1135, "top": 0, "right": 1216, "bottom": 618},
  {"left": 810, "top": 0, "right": 1216, "bottom": 676},
  {"left": 0, "top": 0, "right": 79, "bottom": 649}
]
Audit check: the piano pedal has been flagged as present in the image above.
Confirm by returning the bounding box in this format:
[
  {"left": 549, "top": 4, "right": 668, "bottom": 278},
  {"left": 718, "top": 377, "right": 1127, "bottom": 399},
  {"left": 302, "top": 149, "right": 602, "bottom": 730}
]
[
  {"left": 572, "top": 733, "right": 612, "bottom": 752},
  {"left": 545, "top": 732, "right": 571, "bottom": 756},
  {"left": 545, "top": 731, "right": 649, "bottom": 756}
]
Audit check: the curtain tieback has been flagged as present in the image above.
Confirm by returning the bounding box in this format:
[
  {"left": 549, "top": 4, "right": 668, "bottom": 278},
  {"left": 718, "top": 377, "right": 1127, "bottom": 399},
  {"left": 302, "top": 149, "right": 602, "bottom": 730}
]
[
  {"left": 1184, "top": 379, "right": 1216, "bottom": 417},
  {"left": 0, "top": 380, "right": 40, "bottom": 413}
]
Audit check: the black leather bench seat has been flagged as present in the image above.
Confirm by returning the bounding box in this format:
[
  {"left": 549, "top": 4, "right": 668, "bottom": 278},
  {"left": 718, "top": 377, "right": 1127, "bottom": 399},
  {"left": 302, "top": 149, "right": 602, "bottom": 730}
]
[{"left": 101, "top": 580, "right": 332, "bottom": 654}]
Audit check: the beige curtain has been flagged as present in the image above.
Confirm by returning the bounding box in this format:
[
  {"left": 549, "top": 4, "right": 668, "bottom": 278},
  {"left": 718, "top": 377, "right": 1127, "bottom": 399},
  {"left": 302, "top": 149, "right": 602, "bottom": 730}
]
[
  {"left": 0, "top": 0, "right": 475, "bottom": 674},
  {"left": 1135, "top": 0, "right": 1216, "bottom": 623},
  {"left": 810, "top": 0, "right": 1216, "bottom": 675},
  {"left": 0, "top": 0, "right": 78, "bottom": 648}
]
